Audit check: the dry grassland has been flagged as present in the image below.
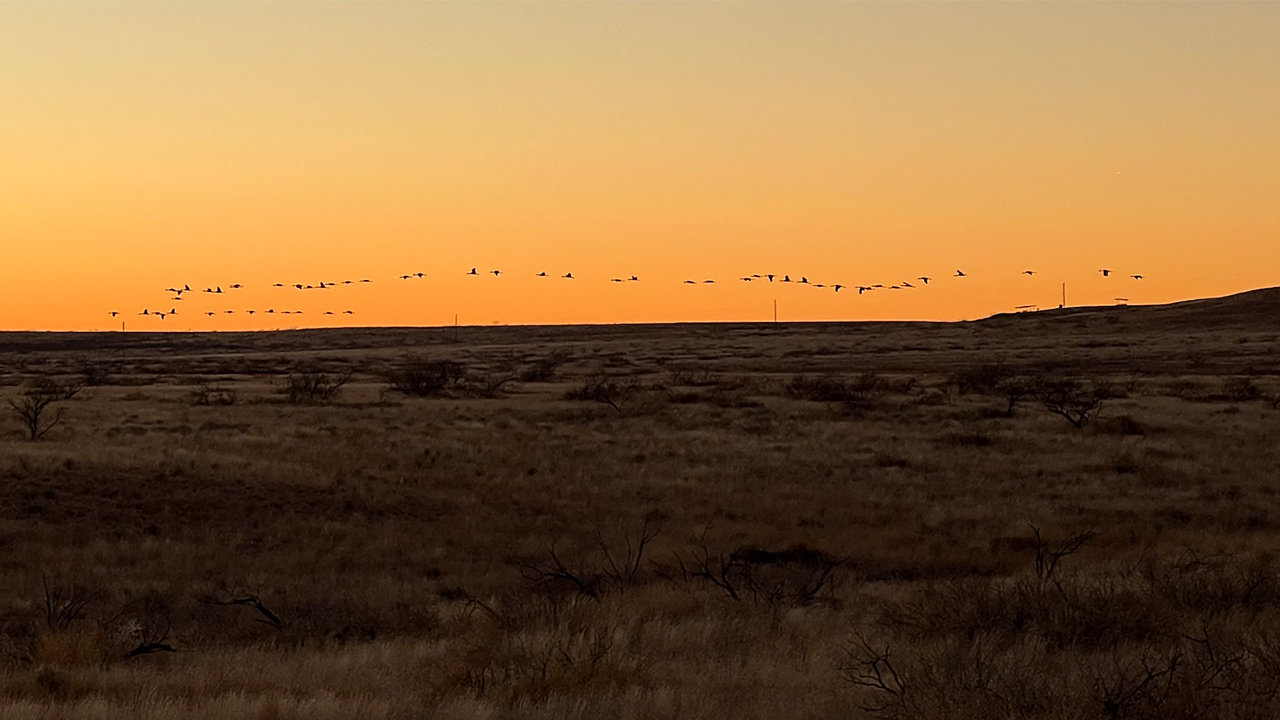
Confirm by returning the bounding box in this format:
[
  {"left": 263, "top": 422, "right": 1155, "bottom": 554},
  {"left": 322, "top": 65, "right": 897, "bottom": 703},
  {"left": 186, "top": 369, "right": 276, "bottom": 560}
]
[{"left": 2, "top": 290, "right": 1280, "bottom": 719}]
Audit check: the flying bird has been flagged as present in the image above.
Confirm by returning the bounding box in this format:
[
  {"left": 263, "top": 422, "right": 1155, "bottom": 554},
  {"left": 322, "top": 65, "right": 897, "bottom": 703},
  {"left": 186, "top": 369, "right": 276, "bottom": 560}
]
[
  {"left": 703, "top": 279, "right": 716, "bottom": 284},
  {"left": 415, "top": 273, "right": 425, "bottom": 279},
  {"left": 468, "top": 268, "right": 479, "bottom": 276},
  {"left": 536, "top": 272, "right": 548, "bottom": 277},
  {"left": 1100, "top": 269, "right": 1112, "bottom": 277},
  {"left": 1131, "top": 274, "right": 1144, "bottom": 280},
  {"left": 562, "top": 273, "right": 574, "bottom": 279},
  {"left": 205, "top": 311, "right": 216, "bottom": 317},
  {"left": 902, "top": 281, "right": 914, "bottom": 289},
  {"left": 229, "top": 284, "right": 242, "bottom": 289},
  {"left": 955, "top": 270, "right": 966, "bottom": 277},
  {"left": 399, "top": 275, "right": 412, "bottom": 280},
  {"left": 684, "top": 280, "right": 696, "bottom": 284},
  {"left": 800, "top": 277, "right": 810, "bottom": 285},
  {"left": 611, "top": 278, "right": 624, "bottom": 283},
  {"left": 919, "top": 277, "right": 931, "bottom": 284},
  {"left": 360, "top": 279, "right": 372, "bottom": 283},
  {"left": 344, "top": 310, "right": 354, "bottom": 315},
  {"left": 833, "top": 284, "right": 844, "bottom": 292},
  {"left": 108, "top": 311, "right": 120, "bottom": 317},
  {"left": 1023, "top": 271, "right": 1036, "bottom": 276},
  {"left": 139, "top": 309, "right": 149, "bottom": 316},
  {"left": 782, "top": 275, "right": 792, "bottom": 283},
  {"left": 490, "top": 270, "right": 501, "bottom": 276},
  {"left": 247, "top": 310, "right": 255, "bottom": 315},
  {"left": 767, "top": 274, "right": 775, "bottom": 282},
  {"left": 629, "top": 276, "right": 639, "bottom": 282},
  {"left": 273, "top": 283, "right": 285, "bottom": 287}
]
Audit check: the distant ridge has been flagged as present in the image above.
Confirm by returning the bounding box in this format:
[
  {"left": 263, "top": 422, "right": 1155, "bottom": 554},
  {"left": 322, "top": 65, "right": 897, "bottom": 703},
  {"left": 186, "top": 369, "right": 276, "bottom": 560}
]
[{"left": 982, "top": 286, "right": 1280, "bottom": 331}]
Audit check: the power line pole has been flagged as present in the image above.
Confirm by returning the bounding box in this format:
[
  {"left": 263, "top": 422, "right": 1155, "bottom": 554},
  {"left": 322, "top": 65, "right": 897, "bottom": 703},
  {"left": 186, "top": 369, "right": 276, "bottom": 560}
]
[
  {"left": 773, "top": 299, "right": 778, "bottom": 323},
  {"left": 1061, "top": 283, "right": 1067, "bottom": 309}
]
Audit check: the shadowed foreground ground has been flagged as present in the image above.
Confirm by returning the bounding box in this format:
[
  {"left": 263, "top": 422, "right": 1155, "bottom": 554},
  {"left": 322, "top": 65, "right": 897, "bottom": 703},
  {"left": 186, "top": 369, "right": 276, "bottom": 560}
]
[{"left": 1, "top": 290, "right": 1279, "bottom": 718}]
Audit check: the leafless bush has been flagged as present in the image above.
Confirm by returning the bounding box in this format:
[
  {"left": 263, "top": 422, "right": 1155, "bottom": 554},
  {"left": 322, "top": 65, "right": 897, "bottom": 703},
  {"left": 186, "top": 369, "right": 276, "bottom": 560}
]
[
  {"left": 41, "top": 577, "right": 97, "bottom": 632},
  {"left": 384, "top": 356, "right": 465, "bottom": 397},
  {"left": 198, "top": 591, "right": 284, "bottom": 631},
  {"left": 996, "top": 375, "right": 1038, "bottom": 417},
  {"left": 1037, "top": 377, "right": 1109, "bottom": 429},
  {"left": 513, "top": 518, "right": 662, "bottom": 601},
  {"left": 458, "top": 371, "right": 520, "bottom": 399},
  {"left": 518, "top": 351, "right": 570, "bottom": 383},
  {"left": 280, "top": 371, "right": 350, "bottom": 404},
  {"left": 564, "top": 370, "right": 639, "bottom": 412},
  {"left": 949, "top": 362, "right": 1011, "bottom": 396},
  {"left": 669, "top": 532, "right": 844, "bottom": 607},
  {"left": 8, "top": 378, "right": 80, "bottom": 441},
  {"left": 1031, "top": 525, "right": 1099, "bottom": 582},
  {"left": 786, "top": 373, "right": 888, "bottom": 409}
]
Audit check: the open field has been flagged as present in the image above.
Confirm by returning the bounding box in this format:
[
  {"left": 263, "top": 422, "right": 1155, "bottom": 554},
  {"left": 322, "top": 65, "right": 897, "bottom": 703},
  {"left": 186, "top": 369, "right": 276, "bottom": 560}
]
[{"left": 2, "top": 289, "right": 1280, "bottom": 719}]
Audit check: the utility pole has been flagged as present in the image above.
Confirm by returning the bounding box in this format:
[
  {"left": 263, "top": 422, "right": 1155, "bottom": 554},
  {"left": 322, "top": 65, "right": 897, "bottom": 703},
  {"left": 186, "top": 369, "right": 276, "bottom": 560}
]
[
  {"left": 773, "top": 299, "right": 778, "bottom": 323},
  {"left": 1061, "top": 283, "right": 1067, "bottom": 309},
  {"left": 454, "top": 314, "right": 459, "bottom": 343}
]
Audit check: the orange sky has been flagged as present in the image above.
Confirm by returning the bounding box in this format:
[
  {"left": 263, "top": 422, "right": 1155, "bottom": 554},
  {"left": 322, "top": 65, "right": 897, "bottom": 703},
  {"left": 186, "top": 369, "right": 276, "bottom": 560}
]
[{"left": 2, "top": 2, "right": 1278, "bottom": 331}]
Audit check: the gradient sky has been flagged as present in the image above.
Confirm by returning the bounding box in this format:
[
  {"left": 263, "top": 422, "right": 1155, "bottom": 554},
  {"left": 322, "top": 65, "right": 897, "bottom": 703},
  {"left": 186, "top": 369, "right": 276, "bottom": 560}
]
[{"left": 2, "top": 2, "right": 1278, "bottom": 331}]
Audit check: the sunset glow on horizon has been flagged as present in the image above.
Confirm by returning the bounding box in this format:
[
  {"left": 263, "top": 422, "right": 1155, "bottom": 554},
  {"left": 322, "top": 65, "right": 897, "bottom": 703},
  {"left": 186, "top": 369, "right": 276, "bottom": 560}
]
[{"left": 2, "top": 2, "right": 1278, "bottom": 331}]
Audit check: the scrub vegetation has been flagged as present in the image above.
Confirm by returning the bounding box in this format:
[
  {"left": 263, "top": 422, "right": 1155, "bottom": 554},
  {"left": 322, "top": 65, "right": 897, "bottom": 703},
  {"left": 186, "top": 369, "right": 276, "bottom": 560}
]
[{"left": 1, "top": 289, "right": 1280, "bottom": 719}]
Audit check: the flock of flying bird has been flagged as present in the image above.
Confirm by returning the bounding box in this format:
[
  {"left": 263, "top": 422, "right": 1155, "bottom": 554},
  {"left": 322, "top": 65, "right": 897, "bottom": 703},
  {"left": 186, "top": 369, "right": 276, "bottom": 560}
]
[{"left": 109, "top": 267, "right": 1146, "bottom": 322}]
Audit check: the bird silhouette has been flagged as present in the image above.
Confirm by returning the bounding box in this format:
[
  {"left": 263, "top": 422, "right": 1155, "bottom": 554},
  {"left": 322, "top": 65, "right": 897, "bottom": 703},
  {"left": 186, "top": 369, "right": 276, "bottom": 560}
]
[
  {"left": 833, "top": 284, "right": 844, "bottom": 292},
  {"left": 490, "top": 270, "right": 501, "bottom": 276},
  {"left": 318, "top": 282, "right": 327, "bottom": 289},
  {"left": 360, "top": 279, "right": 372, "bottom": 283},
  {"left": 740, "top": 277, "right": 753, "bottom": 282},
  {"left": 902, "top": 281, "right": 914, "bottom": 288},
  {"left": 342, "top": 280, "right": 353, "bottom": 285},
  {"left": 536, "top": 272, "right": 548, "bottom": 277},
  {"left": 203, "top": 288, "right": 213, "bottom": 293},
  {"left": 156, "top": 313, "right": 166, "bottom": 320},
  {"left": 782, "top": 275, "right": 792, "bottom": 283},
  {"left": 216, "top": 286, "right": 223, "bottom": 293},
  {"left": 814, "top": 283, "right": 825, "bottom": 288},
  {"left": 800, "top": 277, "right": 810, "bottom": 284},
  {"left": 344, "top": 310, "right": 354, "bottom": 315},
  {"left": 767, "top": 274, "right": 775, "bottom": 282},
  {"left": 468, "top": 268, "right": 478, "bottom": 276},
  {"left": 415, "top": 273, "right": 425, "bottom": 278},
  {"left": 1131, "top": 274, "right": 1144, "bottom": 280},
  {"left": 611, "top": 278, "right": 623, "bottom": 283},
  {"left": 1023, "top": 271, "right": 1036, "bottom": 276},
  {"left": 205, "top": 311, "right": 216, "bottom": 317},
  {"left": 1100, "top": 269, "right": 1112, "bottom": 277},
  {"left": 139, "top": 309, "right": 149, "bottom": 316},
  {"left": 857, "top": 286, "right": 869, "bottom": 294},
  {"left": 230, "top": 284, "right": 242, "bottom": 289},
  {"left": 684, "top": 280, "right": 696, "bottom": 285},
  {"left": 273, "top": 283, "right": 284, "bottom": 287},
  {"left": 629, "top": 276, "right": 639, "bottom": 281},
  {"left": 246, "top": 310, "right": 255, "bottom": 315},
  {"left": 704, "top": 280, "right": 716, "bottom": 284},
  {"left": 168, "top": 308, "right": 178, "bottom": 316},
  {"left": 108, "top": 311, "right": 120, "bottom": 317},
  {"left": 562, "top": 273, "right": 574, "bottom": 279},
  {"left": 324, "top": 311, "right": 335, "bottom": 315},
  {"left": 183, "top": 285, "right": 191, "bottom": 292},
  {"left": 266, "top": 309, "right": 275, "bottom": 314},
  {"left": 399, "top": 275, "right": 412, "bottom": 280},
  {"left": 919, "top": 276, "right": 931, "bottom": 284},
  {"left": 955, "top": 270, "right": 966, "bottom": 277}
]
